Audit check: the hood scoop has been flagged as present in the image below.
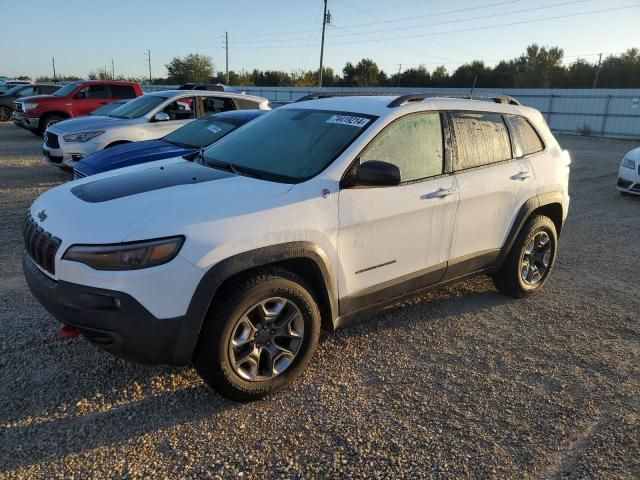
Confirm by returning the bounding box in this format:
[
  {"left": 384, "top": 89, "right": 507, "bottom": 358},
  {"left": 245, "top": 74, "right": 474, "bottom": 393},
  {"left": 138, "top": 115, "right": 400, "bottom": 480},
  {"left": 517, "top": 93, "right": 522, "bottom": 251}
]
[{"left": 71, "top": 161, "right": 234, "bottom": 203}]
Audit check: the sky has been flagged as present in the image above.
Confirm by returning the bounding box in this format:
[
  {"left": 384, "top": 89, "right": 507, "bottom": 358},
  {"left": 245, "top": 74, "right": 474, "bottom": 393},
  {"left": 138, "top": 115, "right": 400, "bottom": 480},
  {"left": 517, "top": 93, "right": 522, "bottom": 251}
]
[{"left": 0, "top": 0, "right": 638, "bottom": 81}]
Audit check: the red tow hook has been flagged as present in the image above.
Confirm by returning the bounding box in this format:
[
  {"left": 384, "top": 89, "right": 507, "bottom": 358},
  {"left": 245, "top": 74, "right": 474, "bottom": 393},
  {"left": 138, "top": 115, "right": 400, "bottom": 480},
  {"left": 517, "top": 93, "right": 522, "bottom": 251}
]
[{"left": 60, "top": 325, "right": 81, "bottom": 339}]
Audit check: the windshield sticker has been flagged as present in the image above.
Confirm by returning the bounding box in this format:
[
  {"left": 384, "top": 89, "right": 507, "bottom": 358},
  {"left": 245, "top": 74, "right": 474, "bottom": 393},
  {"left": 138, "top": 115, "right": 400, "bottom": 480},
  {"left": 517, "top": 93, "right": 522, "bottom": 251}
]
[
  {"left": 326, "top": 115, "right": 370, "bottom": 128},
  {"left": 207, "top": 124, "right": 223, "bottom": 134}
]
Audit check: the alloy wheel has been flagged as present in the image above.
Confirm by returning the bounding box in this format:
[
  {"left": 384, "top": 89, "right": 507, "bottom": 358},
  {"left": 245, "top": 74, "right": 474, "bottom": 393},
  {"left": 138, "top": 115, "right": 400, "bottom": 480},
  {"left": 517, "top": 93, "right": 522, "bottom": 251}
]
[
  {"left": 228, "top": 297, "right": 304, "bottom": 381},
  {"left": 520, "top": 231, "right": 552, "bottom": 285}
]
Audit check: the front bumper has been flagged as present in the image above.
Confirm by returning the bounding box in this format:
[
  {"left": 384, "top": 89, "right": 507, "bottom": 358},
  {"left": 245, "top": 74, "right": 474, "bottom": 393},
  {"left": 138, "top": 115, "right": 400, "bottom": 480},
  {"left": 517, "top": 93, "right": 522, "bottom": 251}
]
[
  {"left": 617, "top": 167, "right": 640, "bottom": 195},
  {"left": 43, "top": 136, "right": 104, "bottom": 168},
  {"left": 12, "top": 111, "right": 40, "bottom": 130},
  {"left": 23, "top": 253, "right": 186, "bottom": 365}
]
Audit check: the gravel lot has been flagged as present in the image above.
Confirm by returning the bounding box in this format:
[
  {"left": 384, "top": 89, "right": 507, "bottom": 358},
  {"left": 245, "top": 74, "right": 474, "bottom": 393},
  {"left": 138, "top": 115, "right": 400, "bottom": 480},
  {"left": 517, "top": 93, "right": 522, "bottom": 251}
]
[{"left": 0, "top": 122, "right": 638, "bottom": 479}]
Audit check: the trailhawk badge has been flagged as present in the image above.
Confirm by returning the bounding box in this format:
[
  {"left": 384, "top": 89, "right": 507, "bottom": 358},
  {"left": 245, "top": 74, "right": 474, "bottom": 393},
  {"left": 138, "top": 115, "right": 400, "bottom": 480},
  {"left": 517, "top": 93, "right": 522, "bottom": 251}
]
[{"left": 37, "top": 210, "right": 47, "bottom": 222}]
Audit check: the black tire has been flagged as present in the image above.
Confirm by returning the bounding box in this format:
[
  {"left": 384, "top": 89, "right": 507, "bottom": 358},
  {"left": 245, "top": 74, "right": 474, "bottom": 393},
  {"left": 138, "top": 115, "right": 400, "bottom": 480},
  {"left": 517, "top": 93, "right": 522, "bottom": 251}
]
[
  {"left": 492, "top": 215, "right": 558, "bottom": 298},
  {"left": 40, "top": 114, "right": 64, "bottom": 133},
  {"left": 0, "top": 106, "right": 11, "bottom": 122},
  {"left": 194, "top": 267, "right": 321, "bottom": 402}
]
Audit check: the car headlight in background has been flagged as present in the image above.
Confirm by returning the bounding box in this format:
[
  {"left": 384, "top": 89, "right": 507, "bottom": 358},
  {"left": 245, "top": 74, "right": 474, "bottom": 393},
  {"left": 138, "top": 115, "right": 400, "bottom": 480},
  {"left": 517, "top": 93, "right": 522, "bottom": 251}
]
[
  {"left": 63, "top": 236, "right": 184, "bottom": 270},
  {"left": 621, "top": 157, "right": 636, "bottom": 169},
  {"left": 23, "top": 102, "right": 38, "bottom": 111},
  {"left": 63, "top": 131, "right": 105, "bottom": 142}
]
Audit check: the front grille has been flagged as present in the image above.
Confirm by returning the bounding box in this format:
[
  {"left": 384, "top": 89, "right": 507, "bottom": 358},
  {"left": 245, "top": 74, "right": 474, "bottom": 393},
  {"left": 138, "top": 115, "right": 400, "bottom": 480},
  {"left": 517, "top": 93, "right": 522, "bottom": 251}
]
[
  {"left": 23, "top": 213, "right": 61, "bottom": 275},
  {"left": 15, "top": 102, "right": 23, "bottom": 113},
  {"left": 617, "top": 178, "right": 633, "bottom": 189},
  {"left": 44, "top": 132, "right": 59, "bottom": 149},
  {"left": 73, "top": 169, "right": 86, "bottom": 180}
]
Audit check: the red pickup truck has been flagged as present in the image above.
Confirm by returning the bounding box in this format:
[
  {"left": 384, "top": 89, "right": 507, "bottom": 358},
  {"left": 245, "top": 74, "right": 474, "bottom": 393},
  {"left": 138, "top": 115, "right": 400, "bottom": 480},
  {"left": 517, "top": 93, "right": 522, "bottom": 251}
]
[{"left": 12, "top": 80, "right": 143, "bottom": 135}]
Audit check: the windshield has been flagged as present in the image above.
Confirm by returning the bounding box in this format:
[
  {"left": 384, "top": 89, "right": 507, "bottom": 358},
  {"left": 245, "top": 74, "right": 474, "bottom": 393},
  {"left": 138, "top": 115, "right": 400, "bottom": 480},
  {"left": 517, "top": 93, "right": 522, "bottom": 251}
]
[
  {"left": 108, "top": 95, "right": 167, "bottom": 119},
  {"left": 0, "top": 84, "right": 17, "bottom": 94},
  {"left": 202, "top": 109, "right": 376, "bottom": 183},
  {"left": 165, "top": 116, "right": 240, "bottom": 148},
  {"left": 53, "top": 82, "right": 82, "bottom": 97},
  {"left": 90, "top": 101, "right": 126, "bottom": 116},
  {"left": 1, "top": 85, "right": 24, "bottom": 96}
]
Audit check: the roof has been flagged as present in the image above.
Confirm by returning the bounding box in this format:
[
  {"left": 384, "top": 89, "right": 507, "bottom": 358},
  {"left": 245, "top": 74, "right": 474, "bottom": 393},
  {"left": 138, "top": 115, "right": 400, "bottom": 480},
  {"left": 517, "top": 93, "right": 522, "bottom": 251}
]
[
  {"left": 145, "top": 90, "right": 268, "bottom": 102},
  {"left": 282, "top": 94, "right": 530, "bottom": 118}
]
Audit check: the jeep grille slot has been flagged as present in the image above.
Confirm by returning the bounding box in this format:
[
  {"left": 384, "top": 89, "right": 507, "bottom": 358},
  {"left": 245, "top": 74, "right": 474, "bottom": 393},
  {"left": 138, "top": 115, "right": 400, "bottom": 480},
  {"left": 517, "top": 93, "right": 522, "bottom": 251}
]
[{"left": 23, "top": 213, "right": 61, "bottom": 275}]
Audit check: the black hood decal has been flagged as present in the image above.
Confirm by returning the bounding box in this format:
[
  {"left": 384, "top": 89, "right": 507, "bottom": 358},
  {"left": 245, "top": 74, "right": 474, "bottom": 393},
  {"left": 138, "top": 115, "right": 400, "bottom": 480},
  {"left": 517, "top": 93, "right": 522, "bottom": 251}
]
[{"left": 71, "top": 161, "right": 234, "bottom": 203}]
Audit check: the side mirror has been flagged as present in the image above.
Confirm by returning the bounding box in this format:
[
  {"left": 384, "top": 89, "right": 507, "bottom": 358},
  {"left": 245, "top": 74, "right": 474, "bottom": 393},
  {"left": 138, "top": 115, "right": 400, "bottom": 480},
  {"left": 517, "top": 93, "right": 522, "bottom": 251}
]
[
  {"left": 341, "top": 160, "right": 401, "bottom": 188},
  {"left": 153, "top": 112, "right": 170, "bottom": 122}
]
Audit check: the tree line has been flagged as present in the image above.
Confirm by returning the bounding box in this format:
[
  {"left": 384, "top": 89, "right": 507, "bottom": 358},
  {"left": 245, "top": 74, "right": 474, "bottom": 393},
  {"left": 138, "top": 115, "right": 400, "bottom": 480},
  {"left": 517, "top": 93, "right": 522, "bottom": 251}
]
[{"left": 33, "top": 45, "right": 639, "bottom": 89}]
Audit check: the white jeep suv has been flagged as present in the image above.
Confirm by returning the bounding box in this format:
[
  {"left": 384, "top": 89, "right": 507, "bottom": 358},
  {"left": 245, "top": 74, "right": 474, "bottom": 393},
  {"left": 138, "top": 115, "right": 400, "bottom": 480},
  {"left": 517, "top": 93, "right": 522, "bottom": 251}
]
[{"left": 23, "top": 93, "right": 570, "bottom": 401}]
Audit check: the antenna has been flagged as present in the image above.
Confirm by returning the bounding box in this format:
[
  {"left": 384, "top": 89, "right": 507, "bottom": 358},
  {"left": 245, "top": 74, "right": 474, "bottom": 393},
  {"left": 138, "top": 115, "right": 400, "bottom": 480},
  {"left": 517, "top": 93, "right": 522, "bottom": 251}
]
[{"left": 470, "top": 75, "right": 478, "bottom": 98}]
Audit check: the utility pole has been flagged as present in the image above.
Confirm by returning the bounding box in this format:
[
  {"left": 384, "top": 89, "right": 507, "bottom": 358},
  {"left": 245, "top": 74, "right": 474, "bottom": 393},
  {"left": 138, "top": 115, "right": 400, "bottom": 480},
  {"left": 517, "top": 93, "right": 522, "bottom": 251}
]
[
  {"left": 397, "top": 63, "right": 402, "bottom": 88},
  {"left": 318, "top": 0, "right": 330, "bottom": 87},
  {"left": 593, "top": 52, "right": 602, "bottom": 89},
  {"left": 52, "top": 57, "right": 57, "bottom": 82},
  {"left": 111, "top": 58, "right": 115, "bottom": 80},
  {"left": 225, "top": 32, "right": 229, "bottom": 84},
  {"left": 145, "top": 49, "right": 152, "bottom": 84}
]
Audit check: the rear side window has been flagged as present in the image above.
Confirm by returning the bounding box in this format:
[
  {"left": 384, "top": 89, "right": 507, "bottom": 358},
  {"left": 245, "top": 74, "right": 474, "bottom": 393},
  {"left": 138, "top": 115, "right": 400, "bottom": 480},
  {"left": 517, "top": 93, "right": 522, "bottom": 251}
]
[
  {"left": 202, "top": 97, "right": 236, "bottom": 115},
  {"left": 451, "top": 112, "right": 511, "bottom": 170},
  {"left": 506, "top": 115, "right": 544, "bottom": 157},
  {"left": 110, "top": 85, "right": 136, "bottom": 99},
  {"left": 87, "top": 85, "right": 109, "bottom": 98},
  {"left": 360, "top": 112, "right": 443, "bottom": 182}
]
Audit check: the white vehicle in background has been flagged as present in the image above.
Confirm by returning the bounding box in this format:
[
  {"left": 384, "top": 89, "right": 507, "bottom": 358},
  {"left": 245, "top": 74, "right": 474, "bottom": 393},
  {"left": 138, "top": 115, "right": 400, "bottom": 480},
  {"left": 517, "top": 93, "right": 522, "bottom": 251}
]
[
  {"left": 23, "top": 93, "right": 570, "bottom": 402},
  {"left": 42, "top": 90, "right": 270, "bottom": 169},
  {"left": 617, "top": 147, "right": 640, "bottom": 196}
]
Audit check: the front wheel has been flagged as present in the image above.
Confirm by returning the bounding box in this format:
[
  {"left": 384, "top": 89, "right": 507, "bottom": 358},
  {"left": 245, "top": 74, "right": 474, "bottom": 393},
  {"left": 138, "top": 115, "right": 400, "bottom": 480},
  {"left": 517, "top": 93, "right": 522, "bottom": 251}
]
[
  {"left": 0, "top": 106, "right": 11, "bottom": 122},
  {"left": 194, "top": 267, "right": 321, "bottom": 401},
  {"left": 492, "top": 215, "right": 558, "bottom": 298},
  {"left": 40, "top": 114, "right": 64, "bottom": 134}
]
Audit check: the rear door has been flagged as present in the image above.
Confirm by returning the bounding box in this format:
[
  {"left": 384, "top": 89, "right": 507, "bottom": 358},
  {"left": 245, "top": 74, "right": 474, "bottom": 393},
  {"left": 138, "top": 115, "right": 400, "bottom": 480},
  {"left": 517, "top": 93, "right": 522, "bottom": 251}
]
[
  {"left": 200, "top": 96, "right": 236, "bottom": 117},
  {"left": 446, "top": 111, "right": 534, "bottom": 277},
  {"left": 338, "top": 111, "right": 459, "bottom": 310}
]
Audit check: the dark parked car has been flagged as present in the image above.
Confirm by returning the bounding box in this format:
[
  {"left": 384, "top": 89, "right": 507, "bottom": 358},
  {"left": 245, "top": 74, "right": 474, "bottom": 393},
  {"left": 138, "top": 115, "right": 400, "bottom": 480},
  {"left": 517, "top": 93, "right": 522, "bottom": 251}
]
[
  {"left": 73, "top": 109, "right": 267, "bottom": 179},
  {"left": 0, "top": 83, "right": 61, "bottom": 122},
  {"left": 0, "top": 80, "right": 31, "bottom": 95}
]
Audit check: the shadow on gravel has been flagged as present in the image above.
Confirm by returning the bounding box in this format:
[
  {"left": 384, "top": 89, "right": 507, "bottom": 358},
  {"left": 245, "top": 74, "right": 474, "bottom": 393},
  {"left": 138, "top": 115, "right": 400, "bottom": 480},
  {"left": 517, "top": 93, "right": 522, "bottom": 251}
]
[{"left": 0, "top": 277, "right": 513, "bottom": 472}]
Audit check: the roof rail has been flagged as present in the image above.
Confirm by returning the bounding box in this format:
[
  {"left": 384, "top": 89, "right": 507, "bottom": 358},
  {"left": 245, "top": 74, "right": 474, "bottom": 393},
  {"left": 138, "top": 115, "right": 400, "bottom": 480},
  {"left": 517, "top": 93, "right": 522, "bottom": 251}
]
[
  {"left": 387, "top": 93, "right": 521, "bottom": 107},
  {"left": 294, "top": 92, "right": 399, "bottom": 103}
]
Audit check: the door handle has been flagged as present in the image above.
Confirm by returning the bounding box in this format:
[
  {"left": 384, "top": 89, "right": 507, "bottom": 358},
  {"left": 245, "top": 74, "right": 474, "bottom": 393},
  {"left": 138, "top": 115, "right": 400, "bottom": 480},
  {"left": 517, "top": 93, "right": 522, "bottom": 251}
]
[
  {"left": 511, "top": 171, "right": 531, "bottom": 181},
  {"left": 425, "top": 187, "right": 456, "bottom": 199}
]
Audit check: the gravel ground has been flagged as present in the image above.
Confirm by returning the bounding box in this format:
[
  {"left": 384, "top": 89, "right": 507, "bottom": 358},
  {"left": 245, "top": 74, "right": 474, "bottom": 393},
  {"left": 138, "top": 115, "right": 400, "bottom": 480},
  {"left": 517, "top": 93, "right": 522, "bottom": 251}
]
[{"left": 0, "top": 123, "right": 638, "bottom": 479}]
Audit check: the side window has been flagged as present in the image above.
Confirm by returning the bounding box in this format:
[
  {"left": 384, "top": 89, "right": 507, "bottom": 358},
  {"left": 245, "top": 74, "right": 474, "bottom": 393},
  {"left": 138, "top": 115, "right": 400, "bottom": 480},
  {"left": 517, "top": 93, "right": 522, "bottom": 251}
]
[
  {"left": 202, "top": 97, "right": 236, "bottom": 115},
  {"left": 162, "top": 97, "right": 196, "bottom": 120},
  {"left": 506, "top": 115, "right": 544, "bottom": 157},
  {"left": 451, "top": 112, "right": 511, "bottom": 170},
  {"left": 360, "top": 112, "right": 443, "bottom": 183},
  {"left": 110, "top": 85, "right": 136, "bottom": 99},
  {"left": 87, "top": 85, "right": 109, "bottom": 99},
  {"left": 16, "top": 87, "right": 35, "bottom": 97}
]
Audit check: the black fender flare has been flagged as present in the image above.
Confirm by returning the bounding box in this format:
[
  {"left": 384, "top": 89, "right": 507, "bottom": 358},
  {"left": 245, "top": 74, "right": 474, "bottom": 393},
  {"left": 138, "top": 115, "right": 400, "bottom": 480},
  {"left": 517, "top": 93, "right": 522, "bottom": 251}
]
[
  {"left": 496, "top": 192, "right": 565, "bottom": 266},
  {"left": 172, "top": 241, "right": 338, "bottom": 365}
]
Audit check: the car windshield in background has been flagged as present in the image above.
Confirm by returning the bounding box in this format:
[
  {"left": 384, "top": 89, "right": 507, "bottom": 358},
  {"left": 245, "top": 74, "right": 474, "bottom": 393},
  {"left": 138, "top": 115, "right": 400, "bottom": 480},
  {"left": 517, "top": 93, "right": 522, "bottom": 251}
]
[
  {"left": 202, "top": 109, "right": 376, "bottom": 182},
  {"left": 1, "top": 85, "right": 25, "bottom": 96},
  {"left": 52, "top": 82, "right": 82, "bottom": 96},
  {"left": 164, "top": 117, "right": 239, "bottom": 148},
  {"left": 90, "top": 101, "right": 127, "bottom": 116},
  {"left": 107, "top": 95, "right": 167, "bottom": 119}
]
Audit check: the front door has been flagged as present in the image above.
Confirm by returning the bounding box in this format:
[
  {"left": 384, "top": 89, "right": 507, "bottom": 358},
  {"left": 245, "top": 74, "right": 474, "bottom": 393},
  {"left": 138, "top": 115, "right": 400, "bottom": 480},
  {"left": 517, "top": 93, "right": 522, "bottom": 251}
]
[{"left": 337, "top": 112, "right": 459, "bottom": 313}]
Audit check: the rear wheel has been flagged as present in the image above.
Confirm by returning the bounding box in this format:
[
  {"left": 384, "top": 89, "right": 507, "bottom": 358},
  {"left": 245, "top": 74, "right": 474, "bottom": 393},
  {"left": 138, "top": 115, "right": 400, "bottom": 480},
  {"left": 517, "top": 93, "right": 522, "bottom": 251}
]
[
  {"left": 0, "top": 107, "right": 11, "bottom": 122},
  {"left": 492, "top": 215, "right": 558, "bottom": 298},
  {"left": 194, "top": 267, "right": 321, "bottom": 401}
]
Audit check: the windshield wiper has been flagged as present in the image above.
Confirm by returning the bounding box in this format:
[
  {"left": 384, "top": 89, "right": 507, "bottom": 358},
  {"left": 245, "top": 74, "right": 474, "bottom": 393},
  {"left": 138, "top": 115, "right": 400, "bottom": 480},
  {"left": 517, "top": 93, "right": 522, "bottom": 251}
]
[{"left": 206, "top": 159, "right": 239, "bottom": 175}]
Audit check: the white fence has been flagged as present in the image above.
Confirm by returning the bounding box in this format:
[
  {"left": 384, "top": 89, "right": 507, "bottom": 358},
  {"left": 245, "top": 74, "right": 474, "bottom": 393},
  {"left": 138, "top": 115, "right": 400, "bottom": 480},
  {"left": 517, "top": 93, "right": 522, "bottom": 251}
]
[{"left": 142, "top": 85, "right": 640, "bottom": 140}]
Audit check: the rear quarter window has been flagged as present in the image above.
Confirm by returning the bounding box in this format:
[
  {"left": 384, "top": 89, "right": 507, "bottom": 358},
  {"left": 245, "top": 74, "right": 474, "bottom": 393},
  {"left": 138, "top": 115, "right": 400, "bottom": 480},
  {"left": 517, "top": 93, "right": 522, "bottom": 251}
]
[
  {"left": 451, "top": 112, "right": 512, "bottom": 170},
  {"left": 506, "top": 115, "right": 545, "bottom": 157}
]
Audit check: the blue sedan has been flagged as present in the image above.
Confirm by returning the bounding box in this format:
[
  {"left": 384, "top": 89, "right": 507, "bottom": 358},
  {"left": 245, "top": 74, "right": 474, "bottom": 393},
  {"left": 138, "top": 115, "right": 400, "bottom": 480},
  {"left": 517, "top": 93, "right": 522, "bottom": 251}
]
[{"left": 73, "top": 109, "right": 267, "bottom": 179}]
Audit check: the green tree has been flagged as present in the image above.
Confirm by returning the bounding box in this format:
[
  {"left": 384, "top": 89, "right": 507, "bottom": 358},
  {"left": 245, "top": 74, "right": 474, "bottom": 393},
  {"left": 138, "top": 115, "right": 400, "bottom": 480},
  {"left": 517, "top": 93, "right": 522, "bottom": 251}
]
[
  {"left": 430, "top": 66, "right": 449, "bottom": 87},
  {"left": 342, "top": 58, "right": 384, "bottom": 87},
  {"left": 165, "top": 54, "right": 214, "bottom": 84}
]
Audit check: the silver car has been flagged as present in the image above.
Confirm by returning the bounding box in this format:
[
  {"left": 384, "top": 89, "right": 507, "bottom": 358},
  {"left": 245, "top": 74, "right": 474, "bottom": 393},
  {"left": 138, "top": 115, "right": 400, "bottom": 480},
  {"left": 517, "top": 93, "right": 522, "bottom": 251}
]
[{"left": 42, "top": 90, "right": 270, "bottom": 169}]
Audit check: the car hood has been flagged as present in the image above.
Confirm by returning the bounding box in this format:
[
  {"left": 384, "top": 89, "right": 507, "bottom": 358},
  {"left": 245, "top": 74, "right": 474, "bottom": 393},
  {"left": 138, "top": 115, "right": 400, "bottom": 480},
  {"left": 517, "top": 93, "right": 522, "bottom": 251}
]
[
  {"left": 78, "top": 139, "right": 195, "bottom": 175},
  {"left": 30, "top": 159, "right": 294, "bottom": 245},
  {"left": 18, "top": 94, "right": 57, "bottom": 104},
  {"left": 48, "top": 115, "right": 139, "bottom": 134}
]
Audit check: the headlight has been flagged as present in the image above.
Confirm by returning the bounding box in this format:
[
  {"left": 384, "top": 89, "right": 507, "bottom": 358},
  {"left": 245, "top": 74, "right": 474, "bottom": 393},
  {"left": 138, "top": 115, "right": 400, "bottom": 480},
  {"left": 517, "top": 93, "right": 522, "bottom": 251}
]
[
  {"left": 63, "top": 236, "right": 184, "bottom": 270},
  {"left": 621, "top": 157, "right": 636, "bottom": 169},
  {"left": 23, "top": 102, "right": 38, "bottom": 111},
  {"left": 63, "top": 131, "right": 105, "bottom": 142}
]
